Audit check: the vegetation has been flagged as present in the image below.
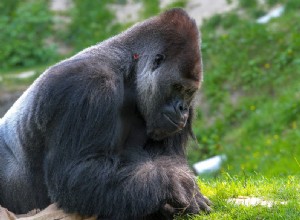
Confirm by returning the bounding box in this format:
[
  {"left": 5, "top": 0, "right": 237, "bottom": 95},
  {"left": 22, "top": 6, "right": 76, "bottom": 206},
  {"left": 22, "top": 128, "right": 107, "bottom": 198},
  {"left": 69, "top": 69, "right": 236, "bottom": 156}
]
[
  {"left": 65, "top": 0, "right": 123, "bottom": 51},
  {"left": 180, "top": 175, "right": 300, "bottom": 220},
  {"left": 1, "top": 0, "right": 299, "bottom": 218},
  {"left": 0, "top": 0, "right": 56, "bottom": 70},
  {"left": 185, "top": 2, "right": 300, "bottom": 217},
  {"left": 189, "top": 0, "right": 300, "bottom": 177},
  {"left": 0, "top": 0, "right": 188, "bottom": 72}
]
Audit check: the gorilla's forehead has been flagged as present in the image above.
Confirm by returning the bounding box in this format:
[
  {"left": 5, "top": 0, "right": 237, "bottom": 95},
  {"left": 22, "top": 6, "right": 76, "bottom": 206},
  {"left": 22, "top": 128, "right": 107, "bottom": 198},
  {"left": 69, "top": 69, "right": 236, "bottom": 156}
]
[
  {"left": 182, "top": 51, "right": 201, "bottom": 80},
  {"left": 160, "top": 32, "right": 202, "bottom": 84},
  {"left": 177, "top": 44, "right": 202, "bottom": 85},
  {"left": 181, "top": 77, "right": 201, "bottom": 90},
  {"left": 161, "top": 38, "right": 201, "bottom": 81}
]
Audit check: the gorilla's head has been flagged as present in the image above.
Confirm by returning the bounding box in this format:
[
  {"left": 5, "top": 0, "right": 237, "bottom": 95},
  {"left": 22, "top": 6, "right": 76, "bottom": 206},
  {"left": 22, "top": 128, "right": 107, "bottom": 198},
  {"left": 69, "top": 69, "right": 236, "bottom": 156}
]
[{"left": 132, "top": 9, "right": 202, "bottom": 140}]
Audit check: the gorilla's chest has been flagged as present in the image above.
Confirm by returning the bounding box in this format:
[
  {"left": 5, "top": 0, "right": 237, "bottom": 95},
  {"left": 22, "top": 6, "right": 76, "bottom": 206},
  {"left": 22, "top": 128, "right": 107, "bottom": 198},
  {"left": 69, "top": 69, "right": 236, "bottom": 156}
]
[{"left": 115, "top": 84, "right": 147, "bottom": 153}]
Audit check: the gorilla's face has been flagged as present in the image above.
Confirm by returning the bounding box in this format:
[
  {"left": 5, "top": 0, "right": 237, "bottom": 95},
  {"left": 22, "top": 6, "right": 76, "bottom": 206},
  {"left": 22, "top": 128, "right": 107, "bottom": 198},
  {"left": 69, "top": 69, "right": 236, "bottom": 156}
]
[{"left": 136, "top": 43, "right": 202, "bottom": 140}]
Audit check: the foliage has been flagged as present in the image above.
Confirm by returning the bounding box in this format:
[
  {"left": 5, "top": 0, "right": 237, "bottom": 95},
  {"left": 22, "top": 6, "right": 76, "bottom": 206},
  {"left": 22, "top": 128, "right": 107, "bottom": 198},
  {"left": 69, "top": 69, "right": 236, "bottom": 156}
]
[
  {"left": 0, "top": 0, "right": 190, "bottom": 76},
  {"left": 140, "top": 0, "right": 160, "bottom": 18},
  {"left": 162, "top": 0, "right": 188, "bottom": 11},
  {"left": 65, "top": 0, "right": 123, "bottom": 51},
  {"left": 141, "top": 0, "right": 188, "bottom": 17},
  {"left": 0, "top": 0, "right": 56, "bottom": 70},
  {"left": 64, "top": 0, "right": 188, "bottom": 51},
  {"left": 238, "top": 0, "right": 257, "bottom": 8},
  {"left": 189, "top": 0, "right": 300, "bottom": 176}
]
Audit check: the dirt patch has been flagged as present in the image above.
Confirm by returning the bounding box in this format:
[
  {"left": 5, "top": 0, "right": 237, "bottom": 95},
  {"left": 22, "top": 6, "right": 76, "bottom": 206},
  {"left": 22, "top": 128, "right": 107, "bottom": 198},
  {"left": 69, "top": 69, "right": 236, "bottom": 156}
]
[
  {"left": 186, "top": 0, "right": 237, "bottom": 26},
  {"left": 0, "top": 204, "right": 96, "bottom": 220}
]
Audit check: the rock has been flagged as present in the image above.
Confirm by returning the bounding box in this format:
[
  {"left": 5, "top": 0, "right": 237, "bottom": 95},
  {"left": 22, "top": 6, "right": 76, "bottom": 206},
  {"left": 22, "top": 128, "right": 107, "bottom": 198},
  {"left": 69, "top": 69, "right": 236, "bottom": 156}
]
[{"left": 227, "top": 196, "right": 287, "bottom": 208}]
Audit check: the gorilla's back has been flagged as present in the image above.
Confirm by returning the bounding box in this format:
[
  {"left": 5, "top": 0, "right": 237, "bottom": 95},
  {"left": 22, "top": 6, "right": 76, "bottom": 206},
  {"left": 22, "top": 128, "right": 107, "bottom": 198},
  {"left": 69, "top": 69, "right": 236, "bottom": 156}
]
[{"left": 0, "top": 82, "right": 51, "bottom": 213}]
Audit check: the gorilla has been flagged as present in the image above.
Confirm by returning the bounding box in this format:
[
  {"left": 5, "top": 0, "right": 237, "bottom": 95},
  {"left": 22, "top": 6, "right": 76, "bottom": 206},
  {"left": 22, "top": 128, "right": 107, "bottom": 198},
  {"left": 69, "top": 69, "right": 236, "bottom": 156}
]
[{"left": 0, "top": 8, "right": 211, "bottom": 220}]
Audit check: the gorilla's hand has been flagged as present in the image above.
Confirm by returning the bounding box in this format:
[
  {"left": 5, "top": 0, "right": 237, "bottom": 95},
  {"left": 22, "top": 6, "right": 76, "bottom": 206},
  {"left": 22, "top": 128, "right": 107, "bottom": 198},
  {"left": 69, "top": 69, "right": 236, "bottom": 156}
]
[
  {"left": 167, "top": 178, "right": 211, "bottom": 215},
  {"left": 157, "top": 161, "right": 212, "bottom": 217},
  {"left": 160, "top": 194, "right": 212, "bottom": 219},
  {"left": 189, "top": 191, "right": 212, "bottom": 214}
]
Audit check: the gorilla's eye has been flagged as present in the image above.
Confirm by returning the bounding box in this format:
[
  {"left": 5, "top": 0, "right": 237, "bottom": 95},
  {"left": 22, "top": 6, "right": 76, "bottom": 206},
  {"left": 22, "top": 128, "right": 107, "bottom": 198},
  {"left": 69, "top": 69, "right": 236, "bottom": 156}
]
[
  {"left": 186, "top": 89, "right": 196, "bottom": 99},
  {"left": 152, "top": 54, "right": 165, "bottom": 71},
  {"left": 173, "top": 84, "right": 184, "bottom": 92}
]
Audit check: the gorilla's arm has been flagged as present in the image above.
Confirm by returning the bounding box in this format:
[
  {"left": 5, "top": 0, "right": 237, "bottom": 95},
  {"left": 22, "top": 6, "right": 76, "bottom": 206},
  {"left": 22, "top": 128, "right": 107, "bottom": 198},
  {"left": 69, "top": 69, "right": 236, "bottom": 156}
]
[
  {"left": 45, "top": 147, "right": 169, "bottom": 219},
  {"left": 40, "top": 64, "right": 170, "bottom": 219},
  {"left": 42, "top": 65, "right": 210, "bottom": 219}
]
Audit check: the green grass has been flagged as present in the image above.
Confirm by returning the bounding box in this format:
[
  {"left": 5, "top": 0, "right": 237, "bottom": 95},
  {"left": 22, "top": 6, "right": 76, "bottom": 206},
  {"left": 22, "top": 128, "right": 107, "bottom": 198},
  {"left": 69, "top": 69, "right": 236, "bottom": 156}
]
[
  {"left": 186, "top": 3, "right": 300, "bottom": 217},
  {"left": 179, "top": 174, "right": 300, "bottom": 220},
  {"left": 2, "top": 1, "right": 300, "bottom": 218},
  {"left": 189, "top": 0, "right": 300, "bottom": 176}
]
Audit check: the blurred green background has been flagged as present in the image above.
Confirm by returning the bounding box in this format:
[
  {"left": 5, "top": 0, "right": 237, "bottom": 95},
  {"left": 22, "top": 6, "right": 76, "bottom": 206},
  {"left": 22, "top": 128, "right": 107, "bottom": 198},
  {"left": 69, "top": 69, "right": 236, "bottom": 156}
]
[{"left": 0, "top": 0, "right": 299, "bottom": 179}]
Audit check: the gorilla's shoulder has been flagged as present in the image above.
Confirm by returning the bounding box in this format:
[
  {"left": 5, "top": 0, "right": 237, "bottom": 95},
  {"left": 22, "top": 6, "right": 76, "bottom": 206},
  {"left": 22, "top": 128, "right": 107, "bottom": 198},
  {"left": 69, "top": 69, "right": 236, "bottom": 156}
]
[
  {"left": 45, "top": 54, "right": 121, "bottom": 83},
  {"left": 48, "top": 56, "right": 98, "bottom": 76}
]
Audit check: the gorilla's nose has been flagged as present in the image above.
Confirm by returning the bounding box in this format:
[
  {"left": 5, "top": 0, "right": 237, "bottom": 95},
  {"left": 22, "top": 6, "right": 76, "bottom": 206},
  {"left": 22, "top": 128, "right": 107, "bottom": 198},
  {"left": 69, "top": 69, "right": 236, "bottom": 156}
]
[
  {"left": 163, "top": 100, "right": 189, "bottom": 129},
  {"left": 174, "top": 100, "right": 188, "bottom": 116},
  {"left": 175, "top": 101, "right": 189, "bottom": 126}
]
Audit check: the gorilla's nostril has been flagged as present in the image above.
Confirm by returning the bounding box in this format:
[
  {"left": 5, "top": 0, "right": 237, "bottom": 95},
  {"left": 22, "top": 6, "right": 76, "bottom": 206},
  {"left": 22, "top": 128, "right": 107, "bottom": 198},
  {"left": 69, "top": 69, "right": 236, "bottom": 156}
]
[
  {"left": 179, "top": 105, "right": 184, "bottom": 112},
  {"left": 175, "top": 101, "right": 187, "bottom": 114}
]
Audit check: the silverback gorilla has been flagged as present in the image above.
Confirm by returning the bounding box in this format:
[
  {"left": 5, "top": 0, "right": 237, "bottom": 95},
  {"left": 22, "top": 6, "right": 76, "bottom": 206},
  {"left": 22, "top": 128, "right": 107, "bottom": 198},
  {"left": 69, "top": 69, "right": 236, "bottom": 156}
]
[{"left": 0, "top": 9, "right": 211, "bottom": 220}]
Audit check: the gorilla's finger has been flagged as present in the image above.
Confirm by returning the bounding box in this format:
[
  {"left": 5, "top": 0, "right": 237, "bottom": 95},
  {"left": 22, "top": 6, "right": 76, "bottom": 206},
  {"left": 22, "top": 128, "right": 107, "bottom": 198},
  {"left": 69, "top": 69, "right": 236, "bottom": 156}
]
[
  {"left": 196, "top": 196, "right": 213, "bottom": 213},
  {"left": 183, "top": 197, "right": 200, "bottom": 214},
  {"left": 202, "top": 195, "right": 213, "bottom": 207}
]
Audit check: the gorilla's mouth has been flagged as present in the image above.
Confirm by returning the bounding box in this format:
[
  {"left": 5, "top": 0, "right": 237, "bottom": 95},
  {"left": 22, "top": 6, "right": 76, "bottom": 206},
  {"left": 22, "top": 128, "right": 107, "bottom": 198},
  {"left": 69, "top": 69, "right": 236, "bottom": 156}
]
[
  {"left": 163, "top": 114, "right": 184, "bottom": 130},
  {"left": 147, "top": 114, "right": 185, "bottom": 140}
]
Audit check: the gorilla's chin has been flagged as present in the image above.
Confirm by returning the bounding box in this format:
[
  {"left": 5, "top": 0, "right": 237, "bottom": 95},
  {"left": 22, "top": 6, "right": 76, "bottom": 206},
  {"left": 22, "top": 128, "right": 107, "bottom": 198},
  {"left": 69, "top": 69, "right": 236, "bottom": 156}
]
[
  {"left": 148, "top": 129, "right": 174, "bottom": 141},
  {"left": 148, "top": 119, "right": 183, "bottom": 141}
]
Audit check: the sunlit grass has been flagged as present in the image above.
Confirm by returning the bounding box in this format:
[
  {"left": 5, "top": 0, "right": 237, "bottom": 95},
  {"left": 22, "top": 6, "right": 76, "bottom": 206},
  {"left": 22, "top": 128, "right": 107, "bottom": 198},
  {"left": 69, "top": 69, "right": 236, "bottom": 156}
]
[
  {"left": 178, "top": 174, "right": 300, "bottom": 219},
  {"left": 189, "top": 0, "right": 300, "bottom": 177}
]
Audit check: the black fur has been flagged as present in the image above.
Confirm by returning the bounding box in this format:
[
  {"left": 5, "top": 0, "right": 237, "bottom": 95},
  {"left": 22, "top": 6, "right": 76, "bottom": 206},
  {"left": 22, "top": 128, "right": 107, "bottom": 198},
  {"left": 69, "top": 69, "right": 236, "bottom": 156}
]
[{"left": 0, "top": 9, "right": 211, "bottom": 219}]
